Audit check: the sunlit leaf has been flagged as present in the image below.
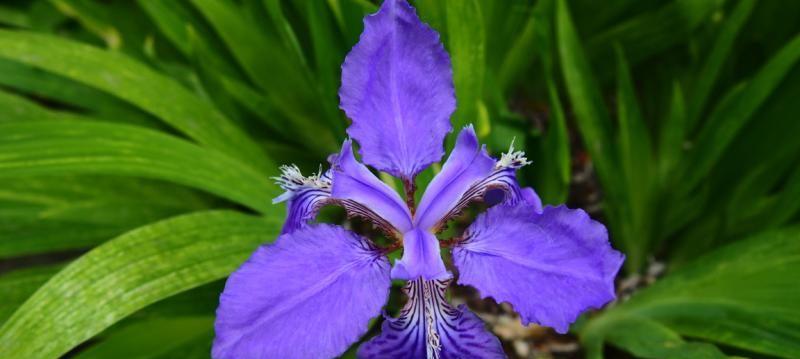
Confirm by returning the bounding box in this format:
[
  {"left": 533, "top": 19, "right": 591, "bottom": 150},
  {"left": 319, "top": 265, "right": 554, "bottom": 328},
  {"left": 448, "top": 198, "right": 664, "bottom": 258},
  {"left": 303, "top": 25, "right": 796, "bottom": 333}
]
[
  {"left": 0, "top": 264, "right": 61, "bottom": 323},
  {"left": 73, "top": 317, "right": 214, "bottom": 359},
  {"left": 0, "top": 121, "right": 277, "bottom": 214},
  {"left": 446, "top": 0, "right": 488, "bottom": 144},
  {"left": 0, "top": 30, "right": 270, "bottom": 171},
  {"left": 0, "top": 210, "right": 281, "bottom": 358},
  {"left": 584, "top": 226, "right": 800, "bottom": 358},
  {"left": 0, "top": 176, "right": 212, "bottom": 258}
]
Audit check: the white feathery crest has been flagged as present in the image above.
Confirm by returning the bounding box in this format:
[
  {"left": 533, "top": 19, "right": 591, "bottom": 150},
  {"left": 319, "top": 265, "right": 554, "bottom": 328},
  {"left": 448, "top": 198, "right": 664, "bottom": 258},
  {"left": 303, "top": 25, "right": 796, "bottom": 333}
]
[
  {"left": 271, "top": 164, "right": 331, "bottom": 204},
  {"left": 495, "top": 137, "right": 532, "bottom": 170}
]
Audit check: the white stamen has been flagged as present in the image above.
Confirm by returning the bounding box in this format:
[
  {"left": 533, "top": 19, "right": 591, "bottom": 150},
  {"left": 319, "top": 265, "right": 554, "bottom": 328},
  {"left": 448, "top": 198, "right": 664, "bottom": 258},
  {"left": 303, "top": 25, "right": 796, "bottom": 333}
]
[
  {"left": 271, "top": 164, "right": 331, "bottom": 203},
  {"left": 495, "top": 137, "right": 532, "bottom": 170}
]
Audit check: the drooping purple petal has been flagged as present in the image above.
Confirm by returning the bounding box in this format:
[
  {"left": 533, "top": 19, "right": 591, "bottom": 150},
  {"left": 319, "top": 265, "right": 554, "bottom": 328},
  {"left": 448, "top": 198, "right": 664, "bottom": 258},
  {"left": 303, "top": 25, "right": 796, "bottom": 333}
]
[
  {"left": 339, "top": 0, "right": 455, "bottom": 181},
  {"left": 391, "top": 228, "right": 449, "bottom": 280},
  {"left": 452, "top": 204, "right": 624, "bottom": 334},
  {"left": 520, "top": 187, "right": 543, "bottom": 213},
  {"left": 273, "top": 165, "right": 333, "bottom": 234},
  {"left": 414, "top": 126, "right": 495, "bottom": 230},
  {"left": 332, "top": 139, "right": 413, "bottom": 233},
  {"left": 213, "top": 224, "right": 391, "bottom": 359},
  {"left": 358, "top": 278, "right": 505, "bottom": 359},
  {"left": 415, "top": 127, "right": 533, "bottom": 231}
]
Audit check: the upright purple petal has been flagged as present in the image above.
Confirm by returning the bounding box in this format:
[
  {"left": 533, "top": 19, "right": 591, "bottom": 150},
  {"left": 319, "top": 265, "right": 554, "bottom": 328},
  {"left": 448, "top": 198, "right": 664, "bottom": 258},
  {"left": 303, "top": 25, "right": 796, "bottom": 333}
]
[
  {"left": 452, "top": 204, "right": 624, "bottom": 334},
  {"left": 415, "top": 127, "right": 532, "bottom": 231},
  {"left": 273, "top": 165, "right": 333, "bottom": 234},
  {"left": 213, "top": 224, "right": 391, "bottom": 359},
  {"left": 358, "top": 278, "right": 506, "bottom": 359},
  {"left": 340, "top": 0, "right": 455, "bottom": 181},
  {"left": 391, "top": 228, "right": 449, "bottom": 280},
  {"left": 414, "top": 126, "right": 495, "bottom": 230},
  {"left": 332, "top": 140, "right": 413, "bottom": 233}
]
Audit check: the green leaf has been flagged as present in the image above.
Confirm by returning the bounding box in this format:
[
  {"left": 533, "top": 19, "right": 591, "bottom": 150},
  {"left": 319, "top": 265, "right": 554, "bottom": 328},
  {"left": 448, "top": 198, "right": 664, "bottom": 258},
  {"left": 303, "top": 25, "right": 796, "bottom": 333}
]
[
  {"left": 557, "top": 0, "right": 634, "bottom": 267},
  {"left": 189, "top": 0, "right": 308, "bottom": 94},
  {"left": 138, "top": 0, "right": 195, "bottom": 56},
  {"left": 657, "top": 82, "right": 687, "bottom": 179},
  {"left": 495, "top": 1, "right": 540, "bottom": 93},
  {"left": 0, "top": 210, "right": 281, "bottom": 358},
  {"left": 446, "top": 0, "right": 488, "bottom": 144},
  {"left": 0, "top": 89, "right": 89, "bottom": 122},
  {"left": 325, "top": 0, "right": 376, "bottom": 46},
  {"left": 73, "top": 317, "right": 213, "bottom": 359},
  {"left": 687, "top": 0, "right": 757, "bottom": 129},
  {"left": 586, "top": 0, "right": 725, "bottom": 67},
  {"left": 190, "top": 0, "right": 338, "bottom": 154},
  {"left": 615, "top": 47, "right": 652, "bottom": 195},
  {"left": 582, "top": 315, "right": 726, "bottom": 359},
  {"left": 555, "top": 0, "right": 616, "bottom": 181},
  {"left": 0, "top": 58, "right": 160, "bottom": 128},
  {"left": 680, "top": 34, "right": 800, "bottom": 193},
  {"left": 305, "top": 0, "right": 347, "bottom": 136},
  {"left": 0, "top": 30, "right": 269, "bottom": 171},
  {"left": 0, "top": 4, "right": 30, "bottom": 28},
  {"left": 139, "top": 0, "right": 240, "bottom": 80},
  {"left": 536, "top": 75, "right": 571, "bottom": 205},
  {"left": 50, "top": 0, "right": 122, "bottom": 50},
  {"left": 262, "top": 0, "right": 308, "bottom": 70},
  {"left": 0, "top": 264, "right": 62, "bottom": 324},
  {"left": 0, "top": 176, "right": 212, "bottom": 258},
  {"left": 731, "top": 161, "right": 800, "bottom": 235},
  {"left": 217, "top": 74, "right": 290, "bottom": 138},
  {"left": 614, "top": 47, "right": 654, "bottom": 261},
  {"left": 0, "top": 121, "right": 277, "bottom": 214},
  {"left": 587, "top": 226, "right": 800, "bottom": 358}
]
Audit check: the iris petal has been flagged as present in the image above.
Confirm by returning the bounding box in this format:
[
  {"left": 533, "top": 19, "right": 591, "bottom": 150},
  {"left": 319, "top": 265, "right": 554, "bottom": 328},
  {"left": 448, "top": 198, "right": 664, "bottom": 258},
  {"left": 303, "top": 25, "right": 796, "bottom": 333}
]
[
  {"left": 452, "top": 204, "right": 624, "bottom": 334},
  {"left": 212, "top": 224, "right": 391, "bottom": 359},
  {"left": 358, "top": 278, "right": 505, "bottom": 359},
  {"left": 414, "top": 126, "right": 495, "bottom": 230},
  {"left": 415, "top": 126, "right": 535, "bottom": 231},
  {"left": 391, "top": 228, "right": 450, "bottom": 280},
  {"left": 332, "top": 139, "right": 413, "bottom": 233},
  {"left": 339, "top": 0, "right": 455, "bottom": 181}
]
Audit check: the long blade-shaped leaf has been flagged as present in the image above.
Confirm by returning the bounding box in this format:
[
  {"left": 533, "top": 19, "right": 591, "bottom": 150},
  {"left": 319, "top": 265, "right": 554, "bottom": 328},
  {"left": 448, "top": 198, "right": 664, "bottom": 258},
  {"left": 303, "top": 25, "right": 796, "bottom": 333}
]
[
  {"left": 582, "top": 315, "right": 725, "bottom": 359},
  {"left": 0, "top": 89, "right": 88, "bottom": 122},
  {"left": 0, "top": 30, "right": 269, "bottom": 171},
  {"left": 0, "top": 264, "right": 62, "bottom": 324},
  {"left": 556, "top": 0, "right": 633, "bottom": 267},
  {"left": 587, "top": 0, "right": 725, "bottom": 68},
  {"left": 0, "top": 121, "right": 277, "bottom": 214},
  {"left": 446, "top": 0, "right": 488, "bottom": 145},
  {"left": 0, "top": 58, "right": 159, "bottom": 128},
  {"left": 0, "top": 176, "right": 212, "bottom": 258},
  {"left": 556, "top": 0, "right": 616, "bottom": 181},
  {"left": 687, "top": 0, "right": 757, "bottom": 128},
  {"left": 0, "top": 210, "right": 280, "bottom": 358},
  {"left": 73, "top": 317, "right": 214, "bottom": 359},
  {"left": 657, "top": 82, "right": 687, "bottom": 179},
  {"left": 305, "top": 0, "right": 347, "bottom": 136},
  {"left": 190, "top": 0, "right": 338, "bottom": 154},
  {"left": 584, "top": 226, "right": 800, "bottom": 358},
  {"left": 680, "top": 35, "right": 800, "bottom": 193},
  {"left": 614, "top": 47, "right": 654, "bottom": 261}
]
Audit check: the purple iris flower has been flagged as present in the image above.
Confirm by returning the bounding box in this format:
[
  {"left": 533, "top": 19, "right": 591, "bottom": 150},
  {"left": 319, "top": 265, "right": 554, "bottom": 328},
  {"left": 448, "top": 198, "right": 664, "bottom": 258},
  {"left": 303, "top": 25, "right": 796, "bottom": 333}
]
[{"left": 212, "top": 0, "right": 624, "bottom": 358}]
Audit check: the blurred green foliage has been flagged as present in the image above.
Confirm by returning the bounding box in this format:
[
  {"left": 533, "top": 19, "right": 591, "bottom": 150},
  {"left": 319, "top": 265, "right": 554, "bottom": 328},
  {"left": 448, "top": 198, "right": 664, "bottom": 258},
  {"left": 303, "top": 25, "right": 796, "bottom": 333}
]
[{"left": 0, "top": 0, "right": 798, "bottom": 358}]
